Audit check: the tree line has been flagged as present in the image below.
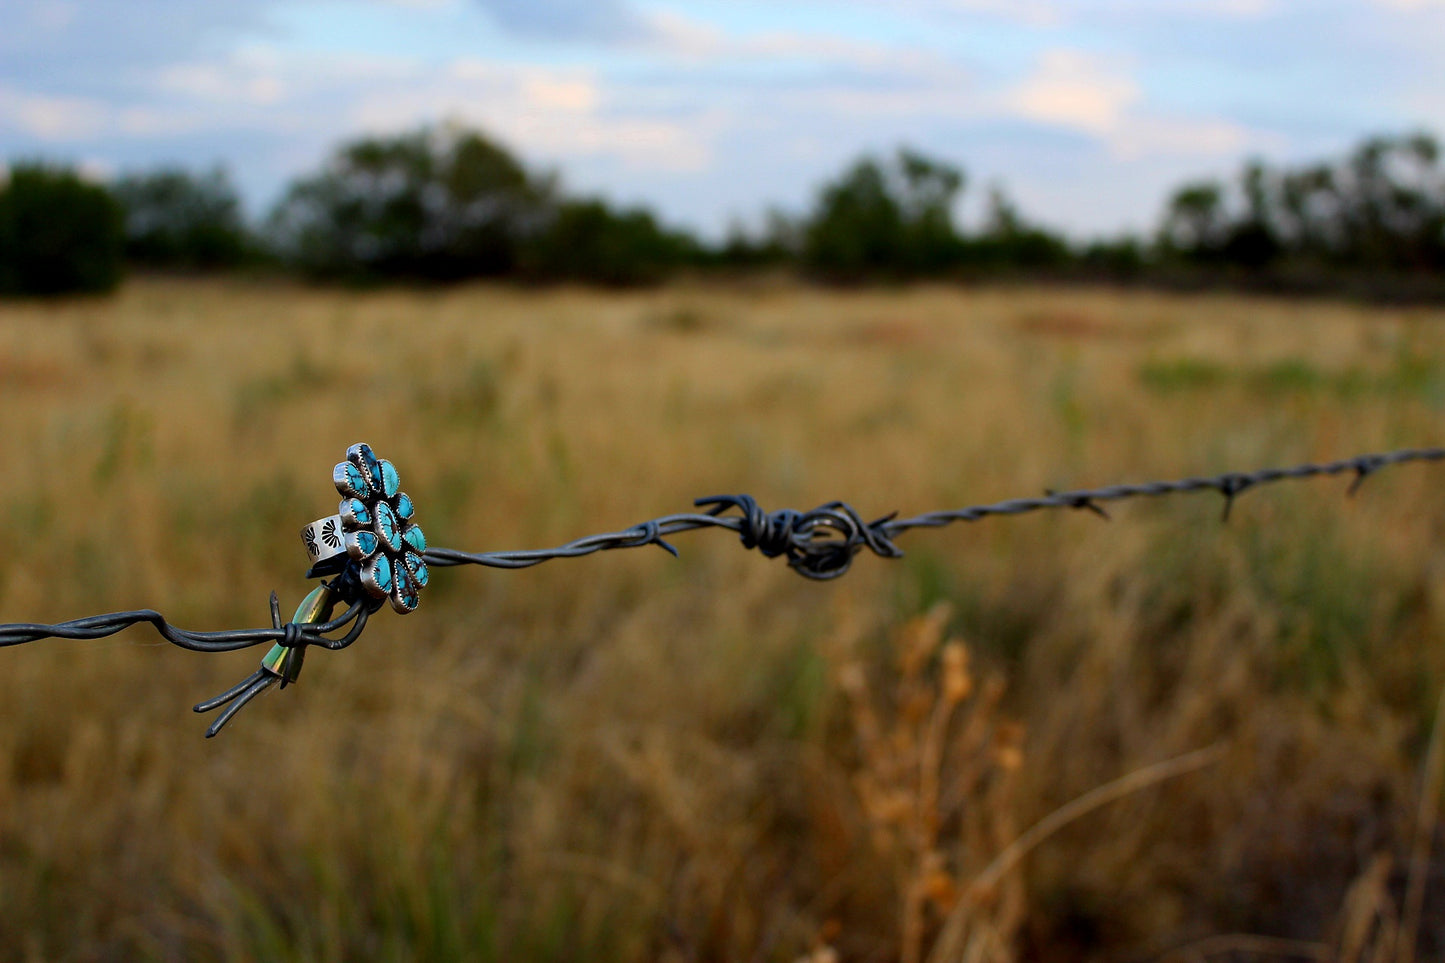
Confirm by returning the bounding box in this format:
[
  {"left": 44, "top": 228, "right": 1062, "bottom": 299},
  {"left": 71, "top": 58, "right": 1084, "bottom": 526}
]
[{"left": 1, "top": 125, "right": 1442, "bottom": 297}]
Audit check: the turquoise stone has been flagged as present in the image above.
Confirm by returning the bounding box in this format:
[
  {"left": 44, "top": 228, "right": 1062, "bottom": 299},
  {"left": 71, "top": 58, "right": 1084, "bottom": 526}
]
[
  {"left": 402, "top": 523, "right": 426, "bottom": 554},
  {"left": 405, "top": 551, "right": 429, "bottom": 588},
  {"left": 363, "top": 553, "right": 393, "bottom": 597},
  {"left": 353, "top": 444, "right": 383, "bottom": 495},
  {"left": 391, "top": 563, "right": 419, "bottom": 613},
  {"left": 345, "top": 529, "right": 378, "bottom": 559},
  {"left": 375, "top": 501, "right": 402, "bottom": 552},
  {"left": 340, "top": 497, "right": 371, "bottom": 528},
  {"left": 395, "top": 492, "right": 414, "bottom": 520},
  {"left": 380, "top": 460, "right": 400, "bottom": 498},
  {"left": 335, "top": 462, "right": 368, "bottom": 499}
]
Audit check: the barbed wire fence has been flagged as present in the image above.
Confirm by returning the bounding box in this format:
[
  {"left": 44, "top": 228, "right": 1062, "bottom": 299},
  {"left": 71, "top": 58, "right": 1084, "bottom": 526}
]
[{"left": 2, "top": 445, "right": 1442, "bottom": 735}]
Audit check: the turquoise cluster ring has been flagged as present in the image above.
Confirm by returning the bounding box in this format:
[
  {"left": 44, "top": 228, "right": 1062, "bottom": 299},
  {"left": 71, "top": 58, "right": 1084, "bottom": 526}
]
[{"left": 301, "top": 443, "right": 428, "bottom": 614}]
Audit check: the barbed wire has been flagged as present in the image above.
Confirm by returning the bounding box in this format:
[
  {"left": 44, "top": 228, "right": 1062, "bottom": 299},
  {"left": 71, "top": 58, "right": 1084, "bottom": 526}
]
[
  {"left": 2, "top": 445, "right": 1441, "bottom": 736},
  {"left": 424, "top": 447, "right": 1445, "bottom": 580}
]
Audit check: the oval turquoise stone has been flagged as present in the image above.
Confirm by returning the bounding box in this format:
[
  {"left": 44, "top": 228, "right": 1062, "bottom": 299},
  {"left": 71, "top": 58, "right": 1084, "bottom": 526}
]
[
  {"left": 402, "top": 524, "right": 426, "bottom": 554},
  {"left": 345, "top": 529, "right": 378, "bottom": 559},
  {"left": 405, "top": 551, "right": 429, "bottom": 588},
  {"left": 340, "top": 497, "right": 371, "bottom": 528},
  {"left": 364, "top": 553, "right": 393, "bottom": 597},
  {"left": 374, "top": 501, "right": 402, "bottom": 552},
  {"left": 395, "top": 492, "right": 414, "bottom": 520},
  {"left": 335, "top": 462, "right": 368, "bottom": 499},
  {"left": 380, "top": 460, "right": 401, "bottom": 498}
]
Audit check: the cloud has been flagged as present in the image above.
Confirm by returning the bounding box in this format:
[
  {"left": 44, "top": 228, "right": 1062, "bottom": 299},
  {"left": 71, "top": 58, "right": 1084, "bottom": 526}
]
[
  {"left": 155, "top": 57, "right": 287, "bottom": 107},
  {"left": 0, "top": 86, "right": 106, "bottom": 139},
  {"left": 0, "top": 0, "right": 271, "bottom": 89},
  {"left": 1, "top": 0, "right": 1440, "bottom": 241},
  {"left": 353, "top": 59, "right": 714, "bottom": 172},
  {"left": 1108, "top": 117, "right": 1253, "bottom": 159},
  {"left": 1003, "top": 50, "right": 1137, "bottom": 134},
  {"left": 895, "top": 0, "right": 1067, "bottom": 26},
  {"left": 993, "top": 49, "right": 1259, "bottom": 160},
  {"left": 470, "top": 0, "right": 658, "bottom": 43}
]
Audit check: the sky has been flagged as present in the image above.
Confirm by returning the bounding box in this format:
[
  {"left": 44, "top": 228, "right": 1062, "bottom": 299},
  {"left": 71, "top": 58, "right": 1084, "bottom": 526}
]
[{"left": 2, "top": 0, "right": 1444, "bottom": 240}]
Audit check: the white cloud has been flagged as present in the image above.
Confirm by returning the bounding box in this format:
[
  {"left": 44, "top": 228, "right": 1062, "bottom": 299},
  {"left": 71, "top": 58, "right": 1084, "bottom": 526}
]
[
  {"left": 0, "top": 86, "right": 107, "bottom": 139},
  {"left": 153, "top": 45, "right": 417, "bottom": 107},
  {"left": 1108, "top": 117, "right": 1253, "bottom": 158},
  {"left": 75, "top": 157, "right": 114, "bottom": 183},
  {"left": 1003, "top": 49, "right": 1137, "bottom": 133},
  {"left": 994, "top": 48, "right": 1261, "bottom": 160},
  {"left": 354, "top": 59, "right": 715, "bottom": 173},
  {"left": 156, "top": 61, "right": 286, "bottom": 106},
  {"left": 905, "top": 0, "right": 1066, "bottom": 27},
  {"left": 643, "top": 8, "right": 957, "bottom": 77}
]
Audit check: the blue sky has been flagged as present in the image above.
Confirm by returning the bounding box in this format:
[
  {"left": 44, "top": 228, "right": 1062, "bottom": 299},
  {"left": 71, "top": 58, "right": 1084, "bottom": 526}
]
[{"left": 3, "top": 0, "right": 1443, "bottom": 239}]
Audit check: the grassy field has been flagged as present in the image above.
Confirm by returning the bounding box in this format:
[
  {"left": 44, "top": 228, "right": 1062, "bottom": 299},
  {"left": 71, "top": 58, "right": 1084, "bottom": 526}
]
[{"left": 3, "top": 277, "right": 1445, "bottom": 962}]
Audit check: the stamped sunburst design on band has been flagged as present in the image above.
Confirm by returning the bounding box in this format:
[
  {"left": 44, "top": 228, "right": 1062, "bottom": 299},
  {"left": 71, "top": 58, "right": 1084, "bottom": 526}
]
[{"left": 332, "top": 442, "right": 429, "bottom": 613}]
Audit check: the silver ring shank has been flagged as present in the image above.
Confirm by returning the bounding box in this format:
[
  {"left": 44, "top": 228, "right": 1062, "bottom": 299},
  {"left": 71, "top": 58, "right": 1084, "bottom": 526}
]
[{"left": 301, "top": 515, "right": 346, "bottom": 566}]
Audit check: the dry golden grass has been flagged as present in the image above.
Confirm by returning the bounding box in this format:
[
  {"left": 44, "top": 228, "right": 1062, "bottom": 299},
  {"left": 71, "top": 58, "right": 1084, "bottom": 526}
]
[{"left": 3, "top": 277, "right": 1445, "bottom": 961}]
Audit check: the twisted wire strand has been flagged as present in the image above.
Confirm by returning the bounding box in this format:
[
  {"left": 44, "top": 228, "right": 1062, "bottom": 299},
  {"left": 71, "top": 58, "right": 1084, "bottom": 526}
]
[
  {"left": 2, "top": 445, "right": 1440, "bottom": 737},
  {"left": 3, "top": 448, "right": 1442, "bottom": 648},
  {"left": 423, "top": 447, "right": 1445, "bottom": 581},
  {"left": 0, "top": 597, "right": 370, "bottom": 653}
]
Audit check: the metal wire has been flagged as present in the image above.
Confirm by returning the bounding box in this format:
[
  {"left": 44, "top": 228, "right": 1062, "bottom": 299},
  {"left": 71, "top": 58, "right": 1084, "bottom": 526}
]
[
  {"left": 2, "top": 445, "right": 1441, "bottom": 735},
  {"left": 424, "top": 446, "right": 1445, "bottom": 581},
  {"left": 0, "top": 595, "right": 371, "bottom": 653}
]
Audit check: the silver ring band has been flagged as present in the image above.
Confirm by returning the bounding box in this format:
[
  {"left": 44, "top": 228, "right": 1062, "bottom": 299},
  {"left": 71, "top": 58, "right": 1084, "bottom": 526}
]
[{"left": 301, "top": 515, "right": 346, "bottom": 566}]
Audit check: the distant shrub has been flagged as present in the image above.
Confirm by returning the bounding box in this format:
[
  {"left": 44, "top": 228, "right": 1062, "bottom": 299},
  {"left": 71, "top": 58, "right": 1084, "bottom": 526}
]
[
  {"left": 957, "top": 187, "right": 1072, "bottom": 272},
  {"left": 1156, "top": 133, "right": 1445, "bottom": 274},
  {"left": 0, "top": 164, "right": 124, "bottom": 296},
  {"left": 1080, "top": 236, "right": 1146, "bottom": 278},
  {"left": 527, "top": 199, "right": 699, "bottom": 285},
  {"left": 802, "top": 149, "right": 966, "bottom": 279},
  {"left": 113, "top": 167, "right": 248, "bottom": 269},
  {"left": 269, "top": 127, "right": 549, "bottom": 281}
]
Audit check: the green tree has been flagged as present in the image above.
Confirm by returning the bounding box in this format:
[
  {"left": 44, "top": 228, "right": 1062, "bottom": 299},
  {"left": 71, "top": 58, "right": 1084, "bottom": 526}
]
[
  {"left": 803, "top": 156, "right": 905, "bottom": 278},
  {"left": 113, "top": 166, "right": 247, "bottom": 269},
  {"left": 1220, "top": 160, "right": 1282, "bottom": 269},
  {"left": 1339, "top": 133, "right": 1443, "bottom": 269},
  {"left": 1159, "top": 180, "right": 1229, "bottom": 261},
  {"left": 969, "top": 186, "right": 1071, "bottom": 269},
  {"left": 0, "top": 164, "right": 124, "bottom": 296},
  {"left": 527, "top": 199, "right": 698, "bottom": 285},
  {"left": 1156, "top": 131, "right": 1445, "bottom": 276},
  {"left": 270, "top": 127, "right": 549, "bottom": 280},
  {"left": 802, "top": 148, "right": 967, "bottom": 279}
]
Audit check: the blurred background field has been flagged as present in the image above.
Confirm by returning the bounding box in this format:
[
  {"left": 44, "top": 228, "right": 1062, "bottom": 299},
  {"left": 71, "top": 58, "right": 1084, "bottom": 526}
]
[{"left": 3, "top": 278, "right": 1445, "bottom": 961}]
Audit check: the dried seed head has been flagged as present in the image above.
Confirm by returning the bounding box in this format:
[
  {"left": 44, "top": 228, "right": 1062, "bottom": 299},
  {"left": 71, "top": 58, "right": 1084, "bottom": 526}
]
[
  {"left": 994, "top": 721, "right": 1026, "bottom": 770},
  {"left": 942, "top": 641, "right": 972, "bottom": 703},
  {"left": 922, "top": 850, "right": 960, "bottom": 911}
]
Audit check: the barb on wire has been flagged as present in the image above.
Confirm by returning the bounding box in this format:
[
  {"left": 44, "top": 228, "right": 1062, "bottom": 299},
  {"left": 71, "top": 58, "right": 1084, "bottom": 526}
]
[{"left": 2, "top": 443, "right": 1442, "bottom": 737}]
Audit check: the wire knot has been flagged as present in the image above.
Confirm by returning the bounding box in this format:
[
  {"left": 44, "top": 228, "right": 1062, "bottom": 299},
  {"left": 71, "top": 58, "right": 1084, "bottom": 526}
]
[
  {"left": 696, "top": 495, "right": 903, "bottom": 580},
  {"left": 1349, "top": 455, "right": 1386, "bottom": 496},
  {"left": 622, "top": 519, "right": 680, "bottom": 557},
  {"left": 279, "top": 621, "right": 305, "bottom": 648},
  {"left": 1217, "top": 473, "right": 1255, "bottom": 522}
]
